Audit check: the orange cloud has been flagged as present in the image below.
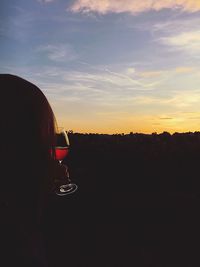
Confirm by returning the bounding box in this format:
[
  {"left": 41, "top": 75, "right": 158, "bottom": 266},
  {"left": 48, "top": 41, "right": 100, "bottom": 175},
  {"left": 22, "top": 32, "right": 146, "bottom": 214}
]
[
  {"left": 139, "top": 71, "right": 164, "bottom": 78},
  {"left": 175, "top": 67, "right": 195, "bottom": 73},
  {"left": 70, "top": 0, "right": 200, "bottom": 14}
]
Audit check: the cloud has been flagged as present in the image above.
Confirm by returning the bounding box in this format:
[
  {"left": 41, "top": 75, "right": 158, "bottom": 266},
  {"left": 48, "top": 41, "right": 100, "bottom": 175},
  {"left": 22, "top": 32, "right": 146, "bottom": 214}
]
[
  {"left": 160, "top": 30, "right": 200, "bottom": 54},
  {"left": 139, "top": 71, "right": 164, "bottom": 78},
  {"left": 133, "top": 89, "right": 200, "bottom": 110},
  {"left": 62, "top": 67, "right": 163, "bottom": 95},
  {"left": 37, "top": 0, "right": 55, "bottom": 3},
  {"left": 125, "top": 67, "right": 136, "bottom": 75},
  {"left": 159, "top": 117, "right": 173, "bottom": 120},
  {"left": 152, "top": 17, "right": 200, "bottom": 35},
  {"left": 175, "top": 67, "right": 195, "bottom": 73},
  {"left": 69, "top": 0, "right": 200, "bottom": 14},
  {"left": 37, "top": 44, "right": 78, "bottom": 62},
  {"left": 188, "top": 116, "right": 200, "bottom": 120}
]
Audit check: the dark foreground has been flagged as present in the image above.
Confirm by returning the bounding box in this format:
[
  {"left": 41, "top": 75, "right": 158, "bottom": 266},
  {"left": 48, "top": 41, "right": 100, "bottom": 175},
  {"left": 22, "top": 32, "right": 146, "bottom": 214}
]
[{"left": 44, "top": 132, "right": 200, "bottom": 267}]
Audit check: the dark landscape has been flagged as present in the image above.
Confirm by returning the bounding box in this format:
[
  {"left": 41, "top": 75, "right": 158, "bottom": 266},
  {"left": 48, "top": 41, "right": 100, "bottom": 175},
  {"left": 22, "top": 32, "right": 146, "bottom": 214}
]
[{"left": 44, "top": 131, "right": 200, "bottom": 267}]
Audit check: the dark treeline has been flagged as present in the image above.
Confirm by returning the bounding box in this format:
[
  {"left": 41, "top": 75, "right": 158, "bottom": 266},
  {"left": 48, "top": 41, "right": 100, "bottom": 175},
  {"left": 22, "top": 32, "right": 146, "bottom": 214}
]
[
  {"left": 45, "top": 131, "right": 200, "bottom": 267},
  {"left": 68, "top": 131, "right": 200, "bottom": 192}
]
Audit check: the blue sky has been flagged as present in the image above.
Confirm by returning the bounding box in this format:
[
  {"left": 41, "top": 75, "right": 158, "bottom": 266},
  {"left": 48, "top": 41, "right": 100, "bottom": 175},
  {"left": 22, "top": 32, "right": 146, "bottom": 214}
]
[{"left": 1, "top": 0, "right": 200, "bottom": 133}]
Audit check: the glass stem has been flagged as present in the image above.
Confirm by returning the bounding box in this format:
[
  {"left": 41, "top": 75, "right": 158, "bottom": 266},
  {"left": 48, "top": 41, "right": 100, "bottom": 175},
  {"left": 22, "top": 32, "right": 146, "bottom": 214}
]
[
  {"left": 67, "top": 170, "right": 71, "bottom": 183},
  {"left": 59, "top": 160, "right": 71, "bottom": 184}
]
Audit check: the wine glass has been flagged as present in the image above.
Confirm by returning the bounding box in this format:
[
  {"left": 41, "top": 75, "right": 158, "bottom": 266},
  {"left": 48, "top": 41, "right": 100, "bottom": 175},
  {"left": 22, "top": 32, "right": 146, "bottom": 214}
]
[{"left": 54, "top": 127, "right": 78, "bottom": 196}]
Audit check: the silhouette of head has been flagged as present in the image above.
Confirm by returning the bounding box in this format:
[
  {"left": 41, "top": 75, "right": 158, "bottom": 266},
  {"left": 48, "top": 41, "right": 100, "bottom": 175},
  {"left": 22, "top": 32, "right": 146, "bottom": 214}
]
[{"left": 0, "top": 74, "right": 57, "bottom": 221}]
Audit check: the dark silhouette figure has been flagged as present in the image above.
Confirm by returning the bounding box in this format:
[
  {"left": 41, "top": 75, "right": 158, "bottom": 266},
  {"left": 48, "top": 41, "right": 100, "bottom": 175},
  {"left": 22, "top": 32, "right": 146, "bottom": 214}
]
[{"left": 0, "top": 74, "right": 63, "bottom": 267}]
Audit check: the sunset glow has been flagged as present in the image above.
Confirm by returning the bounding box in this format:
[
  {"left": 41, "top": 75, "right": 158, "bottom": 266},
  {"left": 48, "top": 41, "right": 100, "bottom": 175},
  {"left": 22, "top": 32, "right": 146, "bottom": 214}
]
[{"left": 1, "top": 0, "right": 200, "bottom": 134}]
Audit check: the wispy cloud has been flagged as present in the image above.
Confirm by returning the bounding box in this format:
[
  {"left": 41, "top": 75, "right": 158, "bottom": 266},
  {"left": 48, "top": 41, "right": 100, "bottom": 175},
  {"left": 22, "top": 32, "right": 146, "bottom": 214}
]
[
  {"left": 151, "top": 17, "right": 200, "bottom": 35},
  {"left": 61, "top": 67, "right": 164, "bottom": 96},
  {"left": 160, "top": 30, "right": 200, "bottom": 54},
  {"left": 138, "top": 71, "right": 164, "bottom": 78},
  {"left": 36, "top": 44, "right": 78, "bottom": 62},
  {"left": 37, "top": 0, "right": 55, "bottom": 3},
  {"left": 175, "top": 67, "right": 195, "bottom": 73},
  {"left": 69, "top": 0, "right": 200, "bottom": 14},
  {"left": 133, "top": 89, "right": 200, "bottom": 110},
  {"left": 138, "top": 66, "right": 197, "bottom": 78},
  {"left": 159, "top": 117, "right": 173, "bottom": 120}
]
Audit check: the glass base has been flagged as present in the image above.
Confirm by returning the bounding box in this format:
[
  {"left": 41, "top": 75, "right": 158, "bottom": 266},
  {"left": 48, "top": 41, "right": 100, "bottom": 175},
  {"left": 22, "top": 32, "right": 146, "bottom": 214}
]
[{"left": 55, "top": 183, "right": 78, "bottom": 196}]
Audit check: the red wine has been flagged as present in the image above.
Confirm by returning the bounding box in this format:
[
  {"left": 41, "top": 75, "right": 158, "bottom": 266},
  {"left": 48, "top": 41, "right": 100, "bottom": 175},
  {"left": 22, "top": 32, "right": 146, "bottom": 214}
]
[{"left": 55, "top": 147, "right": 69, "bottom": 161}]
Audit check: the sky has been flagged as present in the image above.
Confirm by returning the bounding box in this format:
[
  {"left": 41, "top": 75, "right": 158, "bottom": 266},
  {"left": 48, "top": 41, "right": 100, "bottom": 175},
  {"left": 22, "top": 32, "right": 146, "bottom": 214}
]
[{"left": 1, "top": 0, "right": 200, "bottom": 134}]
